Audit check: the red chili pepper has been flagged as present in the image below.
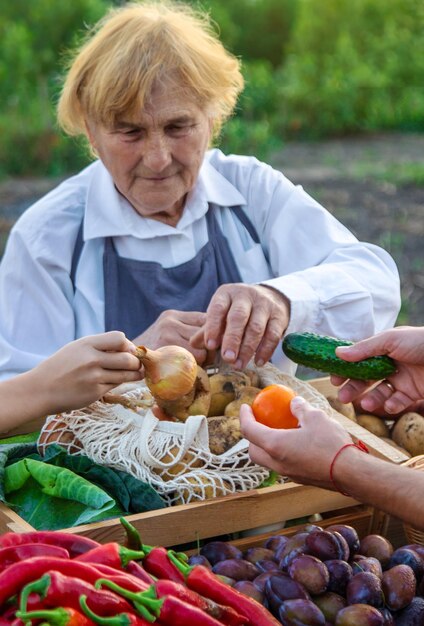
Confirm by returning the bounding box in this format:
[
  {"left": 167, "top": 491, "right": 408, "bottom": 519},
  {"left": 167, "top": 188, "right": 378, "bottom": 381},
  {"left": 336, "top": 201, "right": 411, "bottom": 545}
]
[
  {"left": 20, "top": 572, "right": 132, "bottom": 616},
  {"left": 167, "top": 553, "right": 280, "bottom": 626},
  {"left": 0, "top": 532, "right": 99, "bottom": 557},
  {"left": 0, "top": 543, "right": 70, "bottom": 573},
  {"left": 119, "top": 518, "right": 142, "bottom": 552},
  {"left": 0, "top": 557, "right": 106, "bottom": 607},
  {"left": 150, "top": 579, "right": 247, "bottom": 626},
  {"left": 16, "top": 606, "right": 94, "bottom": 626},
  {"left": 90, "top": 564, "right": 149, "bottom": 593},
  {"left": 75, "top": 543, "right": 145, "bottom": 570},
  {"left": 79, "top": 596, "right": 152, "bottom": 626},
  {"left": 0, "top": 606, "right": 16, "bottom": 623},
  {"left": 94, "top": 580, "right": 228, "bottom": 626},
  {"left": 0, "top": 619, "right": 24, "bottom": 626},
  {"left": 0, "top": 611, "right": 23, "bottom": 626},
  {"left": 125, "top": 561, "right": 155, "bottom": 586},
  {"left": 116, "top": 520, "right": 168, "bottom": 586},
  {"left": 135, "top": 593, "right": 225, "bottom": 626},
  {"left": 138, "top": 544, "right": 185, "bottom": 584}
]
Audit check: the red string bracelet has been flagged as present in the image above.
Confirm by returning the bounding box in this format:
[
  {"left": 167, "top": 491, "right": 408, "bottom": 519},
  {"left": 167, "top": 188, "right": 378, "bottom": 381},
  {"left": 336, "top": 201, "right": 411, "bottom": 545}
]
[{"left": 329, "top": 440, "right": 369, "bottom": 496}]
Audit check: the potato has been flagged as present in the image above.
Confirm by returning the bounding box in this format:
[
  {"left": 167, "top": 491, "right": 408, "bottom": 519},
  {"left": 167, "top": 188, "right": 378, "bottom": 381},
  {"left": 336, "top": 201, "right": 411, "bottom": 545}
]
[
  {"left": 153, "top": 445, "right": 203, "bottom": 479},
  {"left": 174, "top": 475, "right": 231, "bottom": 503},
  {"left": 207, "top": 414, "right": 243, "bottom": 455},
  {"left": 356, "top": 414, "right": 390, "bottom": 438},
  {"left": 207, "top": 371, "right": 251, "bottom": 416},
  {"left": 224, "top": 386, "right": 262, "bottom": 417},
  {"left": 245, "top": 368, "right": 260, "bottom": 388},
  {"left": 326, "top": 395, "right": 357, "bottom": 421},
  {"left": 392, "top": 412, "right": 424, "bottom": 456},
  {"left": 156, "top": 365, "right": 211, "bottom": 421}
]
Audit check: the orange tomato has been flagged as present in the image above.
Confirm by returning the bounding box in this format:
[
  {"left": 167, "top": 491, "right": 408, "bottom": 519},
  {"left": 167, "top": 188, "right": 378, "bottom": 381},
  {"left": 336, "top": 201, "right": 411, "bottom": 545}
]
[{"left": 251, "top": 384, "right": 299, "bottom": 429}]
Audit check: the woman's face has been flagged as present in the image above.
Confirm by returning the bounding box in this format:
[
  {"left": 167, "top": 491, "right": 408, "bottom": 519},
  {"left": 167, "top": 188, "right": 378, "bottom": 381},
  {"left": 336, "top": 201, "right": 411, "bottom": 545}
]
[{"left": 86, "top": 82, "right": 213, "bottom": 226}]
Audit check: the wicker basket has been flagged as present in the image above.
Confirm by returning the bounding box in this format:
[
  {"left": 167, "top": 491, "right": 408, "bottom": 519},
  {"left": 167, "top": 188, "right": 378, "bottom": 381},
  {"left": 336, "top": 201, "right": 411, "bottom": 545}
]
[{"left": 402, "top": 455, "right": 424, "bottom": 545}]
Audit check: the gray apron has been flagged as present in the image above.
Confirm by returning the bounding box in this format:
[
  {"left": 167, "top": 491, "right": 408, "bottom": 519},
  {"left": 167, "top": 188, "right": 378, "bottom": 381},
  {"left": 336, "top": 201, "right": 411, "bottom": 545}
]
[{"left": 71, "top": 204, "right": 260, "bottom": 339}]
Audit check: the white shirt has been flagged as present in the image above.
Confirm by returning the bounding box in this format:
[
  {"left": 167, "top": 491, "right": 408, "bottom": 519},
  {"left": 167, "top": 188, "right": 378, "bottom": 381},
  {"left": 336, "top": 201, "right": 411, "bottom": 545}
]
[{"left": 0, "top": 149, "right": 400, "bottom": 379}]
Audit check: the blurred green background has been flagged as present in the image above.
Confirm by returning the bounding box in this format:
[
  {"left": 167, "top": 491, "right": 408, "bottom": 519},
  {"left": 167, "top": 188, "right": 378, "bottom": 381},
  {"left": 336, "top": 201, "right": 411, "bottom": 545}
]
[{"left": 1, "top": 0, "right": 424, "bottom": 178}]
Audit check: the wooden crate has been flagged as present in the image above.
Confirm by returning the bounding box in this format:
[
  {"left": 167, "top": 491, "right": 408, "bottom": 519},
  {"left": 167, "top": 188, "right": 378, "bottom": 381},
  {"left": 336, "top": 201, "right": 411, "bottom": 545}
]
[
  {"left": 183, "top": 505, "right": 376, "bottom": 556},
  {"left": 0, "top": 377, "right": 408, "bottom": 547}
]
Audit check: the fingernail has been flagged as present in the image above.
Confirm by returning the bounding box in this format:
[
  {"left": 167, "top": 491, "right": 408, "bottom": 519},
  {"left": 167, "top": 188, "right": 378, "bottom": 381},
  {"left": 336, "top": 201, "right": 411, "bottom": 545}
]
[
  {"left": 235, "top": 359, "right": 243, "bottom": 369},
  {"left": 256, "top": 358, "right": 264, "bottom": 367},
  {"left": 384, "top": 401, "right": 398, "bottom": 414},
  {"left": 223, "top": 350, "right": 236, "bottom": 361},
  {"left": 291, "top": 396, "right": 306, "bottom": 409},
  {"left": 207, "top": 339, "right": 216, "bottom": 350},
  {"left": 360, "top": 398, "right": 374, "bottom": 411}
]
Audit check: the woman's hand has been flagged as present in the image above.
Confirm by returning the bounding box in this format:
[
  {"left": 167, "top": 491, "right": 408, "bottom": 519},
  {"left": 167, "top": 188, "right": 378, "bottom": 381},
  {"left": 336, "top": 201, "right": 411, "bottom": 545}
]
[
  {"left": 191, "top": 283, "right": 290, "bottom": 370},
  {"left": 331, "top": 326, "right": 424, "bottom": 414},
  {"left": 31, "top": 331, "right": 143, "bottom": 414},
  {"left": 239, "top": 396, "right": 352, "bottom": 488},
  {"left": 133, "top": 310, "right": 213, "bottom": 365}
]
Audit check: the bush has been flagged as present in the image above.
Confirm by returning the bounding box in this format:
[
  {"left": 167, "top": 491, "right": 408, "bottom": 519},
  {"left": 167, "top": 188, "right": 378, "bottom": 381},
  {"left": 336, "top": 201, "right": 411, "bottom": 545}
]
[
  {"left": 1, "top": 0, "right": 424, "bottom": 176},
  {"left": 217, "top": 61, "right": 284, "bottom": 159},
  {"left": 277, "top": 0, "right": 424, "bottom": 137},
  {"left": 192, "top": 0, "right": 298, "bottom": 67},
  {"left": 0, "top": 0, "right": 107, "bottom": 176}
]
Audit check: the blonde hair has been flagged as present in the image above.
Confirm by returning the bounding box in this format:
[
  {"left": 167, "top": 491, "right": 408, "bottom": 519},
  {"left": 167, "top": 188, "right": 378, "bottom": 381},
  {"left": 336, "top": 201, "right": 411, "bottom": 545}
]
[{"left": 57, "top": 1, "right": 244, "bottom": 138}]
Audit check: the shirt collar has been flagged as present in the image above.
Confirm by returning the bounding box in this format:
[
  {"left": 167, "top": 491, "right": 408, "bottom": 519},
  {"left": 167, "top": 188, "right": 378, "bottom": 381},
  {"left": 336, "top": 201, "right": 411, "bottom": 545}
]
[
  {"left": 197, "top": 155, "right": 246, "bottom": 207},
  {"left": 84, "top": 162, "right": 130, "bottom": 240},
  {"left": 83, "top": 153, "right": 246, "bottom": 240}
]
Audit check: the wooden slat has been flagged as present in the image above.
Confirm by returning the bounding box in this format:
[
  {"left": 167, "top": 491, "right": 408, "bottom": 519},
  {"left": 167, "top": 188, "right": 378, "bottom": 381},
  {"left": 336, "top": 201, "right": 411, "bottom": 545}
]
[
  {"left": 309, "top": 377, "right": 409, "bottom": 464},
  {"left": 0, "top": 502, "right": 34, "bottom": 535},
  {"left": 55, "top": 482, "right": 358, "bottom": 547},
  {"left": 184, "top": 505, "right": 375, "bottom": 554}
]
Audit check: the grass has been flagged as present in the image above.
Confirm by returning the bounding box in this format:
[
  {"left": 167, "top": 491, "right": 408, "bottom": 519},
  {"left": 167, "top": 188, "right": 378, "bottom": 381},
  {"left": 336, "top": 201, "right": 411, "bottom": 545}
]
[{"left": 350, "top": 161, "right": 424, "bottom": 186}]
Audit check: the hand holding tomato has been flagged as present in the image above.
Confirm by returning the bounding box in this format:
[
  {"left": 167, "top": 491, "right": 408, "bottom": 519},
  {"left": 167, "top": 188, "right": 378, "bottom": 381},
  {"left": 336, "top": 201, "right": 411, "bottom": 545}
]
[
  {"left": 251, "top": 384, "right": 299, "bottom": 429},
  {"left": 240, "top": 396, "right": 353, "bottom": 489}
]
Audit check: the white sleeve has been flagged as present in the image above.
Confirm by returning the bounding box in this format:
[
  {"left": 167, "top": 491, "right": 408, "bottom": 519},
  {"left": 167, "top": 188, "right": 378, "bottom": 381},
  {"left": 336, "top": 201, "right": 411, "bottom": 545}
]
[
  {"left": 0, "top": 218, "right": 77, "bottom": 380},
  {"left": 246, "top": 166, "right": 401, "bottom": 366}
]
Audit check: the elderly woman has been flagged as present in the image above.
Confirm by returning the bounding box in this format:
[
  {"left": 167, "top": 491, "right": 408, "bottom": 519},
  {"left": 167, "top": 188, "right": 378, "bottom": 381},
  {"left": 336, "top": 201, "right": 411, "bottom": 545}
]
[{"left": 0, "top": 1, "right": 400, "bottom": 380}]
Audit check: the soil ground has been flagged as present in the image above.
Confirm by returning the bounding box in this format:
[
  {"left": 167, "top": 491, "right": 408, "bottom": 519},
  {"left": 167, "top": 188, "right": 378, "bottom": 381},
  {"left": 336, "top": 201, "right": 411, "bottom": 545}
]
[{"left": 1, "top": 132, "right": 423, "bottom": 325}]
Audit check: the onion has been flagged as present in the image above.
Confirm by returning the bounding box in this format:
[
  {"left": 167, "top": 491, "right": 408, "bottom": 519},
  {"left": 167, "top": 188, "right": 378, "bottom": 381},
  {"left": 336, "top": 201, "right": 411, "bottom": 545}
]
[
  {"left": 135, "top": 345, "right": 198, "bottom": 401},
  {"left": 155, "top": 365, "right": 211, "bottom": 421}
]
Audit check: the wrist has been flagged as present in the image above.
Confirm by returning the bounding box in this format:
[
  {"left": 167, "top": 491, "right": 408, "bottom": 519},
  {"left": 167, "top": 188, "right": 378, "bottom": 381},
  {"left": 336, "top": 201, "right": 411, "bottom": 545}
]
[
  {"left": 330, "top": 441, "right": 369, "bottom": 496},
  {"left": 259, "top": 284, "right": 291, "bottom": 318},
  {"left": 2, "top": 368, "right": 52, "bottom": 429},
  {"left": 24, "top": 366, "right": 56, "bottom": 417}
]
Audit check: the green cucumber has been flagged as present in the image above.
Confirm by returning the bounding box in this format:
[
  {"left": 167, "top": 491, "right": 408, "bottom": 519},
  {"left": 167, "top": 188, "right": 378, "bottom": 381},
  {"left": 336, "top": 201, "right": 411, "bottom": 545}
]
[{"left": 282, "top": 332, "right": 396, "bottom": 380}]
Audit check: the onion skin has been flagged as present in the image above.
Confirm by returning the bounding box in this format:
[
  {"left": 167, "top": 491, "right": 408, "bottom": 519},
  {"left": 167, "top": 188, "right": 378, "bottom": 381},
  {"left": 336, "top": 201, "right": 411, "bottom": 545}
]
[
  {"left": 156, "top": 365, "right": 211, "bottom": 421},
  {"left": 135, "top": 345, "right": 198, "bottom": 401}
]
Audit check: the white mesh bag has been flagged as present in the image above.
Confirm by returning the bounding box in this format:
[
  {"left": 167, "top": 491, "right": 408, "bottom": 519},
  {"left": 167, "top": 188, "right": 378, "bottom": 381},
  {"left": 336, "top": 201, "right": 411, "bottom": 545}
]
[{"left": 38, "top": 364, "right": 331, "bottom": 505}]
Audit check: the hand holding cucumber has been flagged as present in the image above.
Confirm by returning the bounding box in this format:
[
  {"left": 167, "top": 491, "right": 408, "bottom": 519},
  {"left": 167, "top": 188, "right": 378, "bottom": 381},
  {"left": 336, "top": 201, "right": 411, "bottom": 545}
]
[
  {"left": 332, "top": 326, "right": 424, "bottom": 415},
  {"left": 283, "top": 327, "right": 424, "bottom": 415},
  {"left": 282, "top": 332, "right": 396, "bottom": 380}
]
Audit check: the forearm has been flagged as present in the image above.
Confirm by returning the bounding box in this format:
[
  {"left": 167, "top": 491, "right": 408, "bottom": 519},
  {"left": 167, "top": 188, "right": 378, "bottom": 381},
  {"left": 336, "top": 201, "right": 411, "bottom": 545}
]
[
  {"left": 0, "top": 369, "right": 49, "bottom": 433},
  {"left": 263, "top": 184, "right": 400, "bottom": 335},
  {"left": 335, "top": 448, "right": 424, "bottom": 530}
]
